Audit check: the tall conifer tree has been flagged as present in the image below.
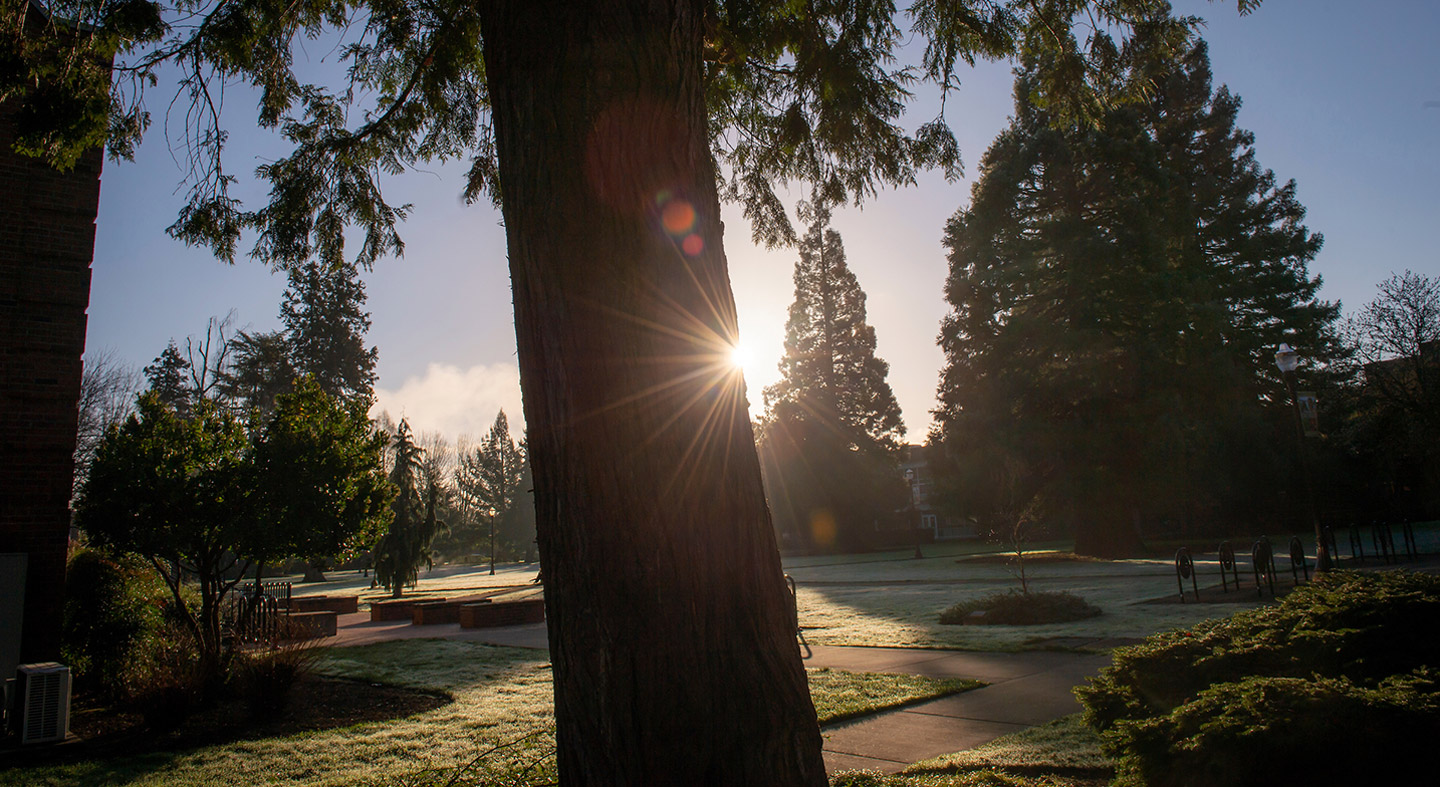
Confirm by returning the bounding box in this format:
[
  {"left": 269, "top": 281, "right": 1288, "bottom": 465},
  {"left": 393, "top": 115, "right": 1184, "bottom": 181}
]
[
  {"left": 934, "top": 37, "right": 1340, "bottom": 556},
  {"left": 759, "top": 210, "right": 905, "bottom": 549},
  {"left": 280, "top": 261, "right": 378, "bottom": 404}
]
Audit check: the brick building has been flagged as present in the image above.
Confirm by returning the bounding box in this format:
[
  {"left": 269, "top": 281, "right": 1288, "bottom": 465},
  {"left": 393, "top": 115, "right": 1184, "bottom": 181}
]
[{"left": 0, "top": 41, "right": 106, "bottom": 676}]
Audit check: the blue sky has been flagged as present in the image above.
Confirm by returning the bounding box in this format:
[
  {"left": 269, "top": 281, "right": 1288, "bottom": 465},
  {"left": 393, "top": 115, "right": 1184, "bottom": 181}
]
[{"left": 83, "top": 0, "right": 1440, "bottom": 441}]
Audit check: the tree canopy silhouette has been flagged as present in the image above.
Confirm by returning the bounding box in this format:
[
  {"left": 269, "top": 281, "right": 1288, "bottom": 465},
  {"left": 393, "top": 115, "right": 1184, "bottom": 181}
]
[
  {"left": 934, "top": 35, "right": 1339, "bottom": 556},
  {"left": 759, "top": 209, "right": 905, "bottom": 550}
]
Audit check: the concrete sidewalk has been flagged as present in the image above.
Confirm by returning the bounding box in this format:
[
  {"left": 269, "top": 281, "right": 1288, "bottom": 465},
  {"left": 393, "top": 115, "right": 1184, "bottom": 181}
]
[
  {"left": 324, "top": 613, "right": 1111, "bottom": 774},
  {"left": 805, "top": 645, "right": 1110, "bottom": 774}
]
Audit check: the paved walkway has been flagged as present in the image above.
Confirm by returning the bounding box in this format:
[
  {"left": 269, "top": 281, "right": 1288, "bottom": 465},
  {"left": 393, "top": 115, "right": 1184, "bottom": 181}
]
[
  {"left": 806, "top": 645, "right": 1110, "bottom": 774},
  {"left": 324, "top": 613, "right": 1110, "bottom": 774}
]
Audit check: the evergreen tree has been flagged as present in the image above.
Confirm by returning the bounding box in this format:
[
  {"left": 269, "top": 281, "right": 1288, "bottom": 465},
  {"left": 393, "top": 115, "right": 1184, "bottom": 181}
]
[
  {"left": 759, "top": 210, "right": 905, "bottom": 549},
  {"left": 217, "top": 330, "right": 296, "bottom": 416},
  {"left": 280, "top": 261, "right": 378, "bottom": 404},
  {"left": 142, "top": 341, "right": 193, "bottom": 417},
  {"left": 373, "top": 420, "right": 443, "bottom": 598},
  {"left": 934, "top": 37, "right": 1340, "bottom": 557},
  {"left": 456, "top": 410, "right": 526, "bottom": 574}
]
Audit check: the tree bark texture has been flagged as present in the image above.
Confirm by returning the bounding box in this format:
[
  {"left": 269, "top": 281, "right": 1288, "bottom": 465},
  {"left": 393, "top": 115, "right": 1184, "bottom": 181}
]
[{"left": 478, "top": 3, "right": 827, "bottom": 785}]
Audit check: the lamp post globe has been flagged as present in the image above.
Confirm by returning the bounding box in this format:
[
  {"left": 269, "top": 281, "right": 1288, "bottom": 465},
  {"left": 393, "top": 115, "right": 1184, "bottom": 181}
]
[{"left": 1274, "top": 343, "right": 1300, "bottom": 374}]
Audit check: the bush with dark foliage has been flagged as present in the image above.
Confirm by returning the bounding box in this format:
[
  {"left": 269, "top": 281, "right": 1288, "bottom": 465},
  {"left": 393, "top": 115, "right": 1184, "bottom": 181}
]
[{"left": 1077, "top": 571, "right": 1440, "bottom": 786}]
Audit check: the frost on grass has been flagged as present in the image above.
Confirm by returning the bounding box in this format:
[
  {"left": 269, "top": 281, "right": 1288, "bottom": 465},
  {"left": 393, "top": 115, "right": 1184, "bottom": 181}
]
[
  {"left": 808, "top": 668, "right": 983, "bottom": 724},
  {"left": 792, "top": 557, "right": 1266, "bottom": 651},
  {"left": 904, "top": 715, "right": 1109, "bottom": 774}
]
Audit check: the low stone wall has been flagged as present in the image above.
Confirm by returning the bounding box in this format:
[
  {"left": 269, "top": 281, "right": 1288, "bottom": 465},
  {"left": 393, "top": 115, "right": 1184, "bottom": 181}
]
[
  {"left": 290, "top": 595, "right": 359, "bottom": 614},
  {"left": 459, "top": 599, "right": 545, "bottom": 629},
  {"left": 283, "top": 610, "right": 337, "bottom": 639},
  {"left": 369, "top": 597, "right": 442, "bottom": 622}
]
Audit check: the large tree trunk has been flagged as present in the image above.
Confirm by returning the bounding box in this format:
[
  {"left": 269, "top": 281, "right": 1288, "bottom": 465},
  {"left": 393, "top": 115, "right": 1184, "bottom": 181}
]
[{"left": 478, "top": 2, "right": 827, "bottom": 784}]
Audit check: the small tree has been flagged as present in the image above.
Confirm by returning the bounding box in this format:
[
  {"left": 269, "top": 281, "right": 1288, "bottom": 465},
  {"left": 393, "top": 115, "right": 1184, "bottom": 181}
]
[
  {"left": 75, "top": 394, "right": 250, "bottom": 680},
  {"left": 75, "top": 382, "right": 391, "bottom": 679},
  {"left": 373, "top": 420, "right": 443, "bottom": 597},
  {"left": 245, "top": 377, "right": 393, "bottom": 579}
]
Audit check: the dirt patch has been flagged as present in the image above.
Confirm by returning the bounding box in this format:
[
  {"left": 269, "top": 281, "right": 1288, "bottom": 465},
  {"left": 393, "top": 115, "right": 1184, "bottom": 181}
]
[{"left": 4, "top": 673, "right": 449, "bottom": 765}]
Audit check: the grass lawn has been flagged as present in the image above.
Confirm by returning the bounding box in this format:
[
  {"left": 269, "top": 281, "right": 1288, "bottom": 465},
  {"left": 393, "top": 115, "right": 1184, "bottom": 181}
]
[
  {"left": 790, "top": 557, "right": 1262, "bottom": 651},
  {"left": 1, "top": 640, "right": 980, "bottom": 787},
  {"left": 830, "top": 716, "right": 1109, "bottom": 787}
]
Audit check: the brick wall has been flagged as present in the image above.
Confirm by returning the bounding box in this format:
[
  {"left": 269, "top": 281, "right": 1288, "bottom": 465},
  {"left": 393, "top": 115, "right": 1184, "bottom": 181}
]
[{"left": 0, "top": 99, "right": 104, "bottom": 665}]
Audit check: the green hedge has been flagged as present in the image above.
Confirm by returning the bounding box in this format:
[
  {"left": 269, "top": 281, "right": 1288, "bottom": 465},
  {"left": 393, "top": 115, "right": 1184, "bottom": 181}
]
[{"left": 1076, "top": 571, "right": 1440, "bottom": 786}]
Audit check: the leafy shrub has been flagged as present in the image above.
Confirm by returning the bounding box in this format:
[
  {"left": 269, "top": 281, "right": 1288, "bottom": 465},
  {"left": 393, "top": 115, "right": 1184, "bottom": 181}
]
[
  {"left": 939, "top": 591, "right": 1101, "bottom": 626},
  {"left": 1077, "top": 571, "right": 1440, "bottom": 786},
  {"left": 61, "top": 548, "right": 164, "bottom": 698}
]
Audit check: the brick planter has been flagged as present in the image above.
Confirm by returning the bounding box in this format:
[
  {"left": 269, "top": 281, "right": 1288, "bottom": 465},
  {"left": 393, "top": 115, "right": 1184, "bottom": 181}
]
[
  {"left": 290, "top": 595, "right": 359, "bottom": 614},
  {"left": 369, "top": 597, "right": 442, "bottom": 622},
  {"left": 459, "top": 599, "right": 546, "bottom": 629},
  {"left": 282, "top": 610, "right": 338, "bottom": 639},
  {"left": 411, "top": 595, "right": 505, "bottom": 625}
]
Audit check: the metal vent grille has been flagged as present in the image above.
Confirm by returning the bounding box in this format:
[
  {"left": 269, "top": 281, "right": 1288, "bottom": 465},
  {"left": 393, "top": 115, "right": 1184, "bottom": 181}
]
[{"left": 17, "top": 663, "right": 70, "bottom": 744}]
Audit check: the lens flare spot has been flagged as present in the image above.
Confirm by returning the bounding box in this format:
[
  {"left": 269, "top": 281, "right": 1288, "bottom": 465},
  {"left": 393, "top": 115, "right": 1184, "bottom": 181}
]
[
  {"left": 682, "top": 233, "right": 704, "bottom": 256},
  {"left": 809, "top": 509, "right": 837, "bottom": 547},
  {"left": 662, "top": 200, "right": 697, "bottom": 235}
]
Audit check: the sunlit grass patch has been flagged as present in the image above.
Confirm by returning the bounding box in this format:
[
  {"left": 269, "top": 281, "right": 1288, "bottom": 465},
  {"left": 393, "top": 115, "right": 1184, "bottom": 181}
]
[
  {"left": 830, "top": 769, "right": 1104, "bottom": 786},
  {"left": 809, "top": 668, "right": 982, "bottom": 725},
  {"left": 904, "top": 715, "right": 1108, "bottom": 776}
]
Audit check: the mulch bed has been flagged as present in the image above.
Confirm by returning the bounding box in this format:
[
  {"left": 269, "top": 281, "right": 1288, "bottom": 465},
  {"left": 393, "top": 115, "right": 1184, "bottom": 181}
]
[{"left": 2, "top": 673, "right": 449, "bottom": 766}]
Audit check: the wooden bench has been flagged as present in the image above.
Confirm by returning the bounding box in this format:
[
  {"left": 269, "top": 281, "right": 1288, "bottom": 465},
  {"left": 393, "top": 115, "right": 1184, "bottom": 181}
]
[
  {"left": 369, "top": 596, "right": 443, "bottom": 622},
  {"left": 290, "top": 595, "right": 359, "bottom": 614},
  {"left": 459, "top": 598, "right": 545, "bottom": 628},
  {"left": 282, "top": 610, "right": 337, "bottom": 639}
]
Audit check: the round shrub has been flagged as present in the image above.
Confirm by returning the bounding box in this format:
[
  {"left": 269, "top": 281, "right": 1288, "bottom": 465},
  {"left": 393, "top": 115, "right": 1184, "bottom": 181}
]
[
  {"left": 61, "top": 548, "right": 163, "bottom": 697},
  {"left": 939, "top": 590, "right": 1102, "bottom": 626}
]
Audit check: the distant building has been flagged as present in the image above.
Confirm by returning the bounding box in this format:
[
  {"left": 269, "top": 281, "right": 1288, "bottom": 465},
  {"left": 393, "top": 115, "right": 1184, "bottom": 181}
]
[{"left": 898, "top": 444, "right": 977, "bottom": 541}]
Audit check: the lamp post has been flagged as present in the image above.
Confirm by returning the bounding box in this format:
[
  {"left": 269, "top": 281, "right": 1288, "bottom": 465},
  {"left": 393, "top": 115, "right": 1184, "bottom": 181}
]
[
  {"left": 1274, "top": 343, "right": 1331, "bottom": 572},
  {"left": 906, "top": 468, "right": 922, "bottom": 559}
]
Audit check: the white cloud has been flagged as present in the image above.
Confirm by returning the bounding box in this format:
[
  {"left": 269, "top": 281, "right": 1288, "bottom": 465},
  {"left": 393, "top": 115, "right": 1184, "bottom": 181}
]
[{"left": 371, "top": 362, "right": 524, "bottom": 440}]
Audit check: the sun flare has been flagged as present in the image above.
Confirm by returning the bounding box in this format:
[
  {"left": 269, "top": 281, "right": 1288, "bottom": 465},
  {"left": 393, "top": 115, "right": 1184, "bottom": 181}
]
[{"left": 729, "top": 343, "right": 755, "bottom": 378}]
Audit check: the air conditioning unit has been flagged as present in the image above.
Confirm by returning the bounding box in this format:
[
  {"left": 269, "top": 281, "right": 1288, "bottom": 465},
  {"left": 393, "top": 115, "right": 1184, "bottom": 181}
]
[{"left": 14, "top": 662, "right": 71, "bottom": 744}]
